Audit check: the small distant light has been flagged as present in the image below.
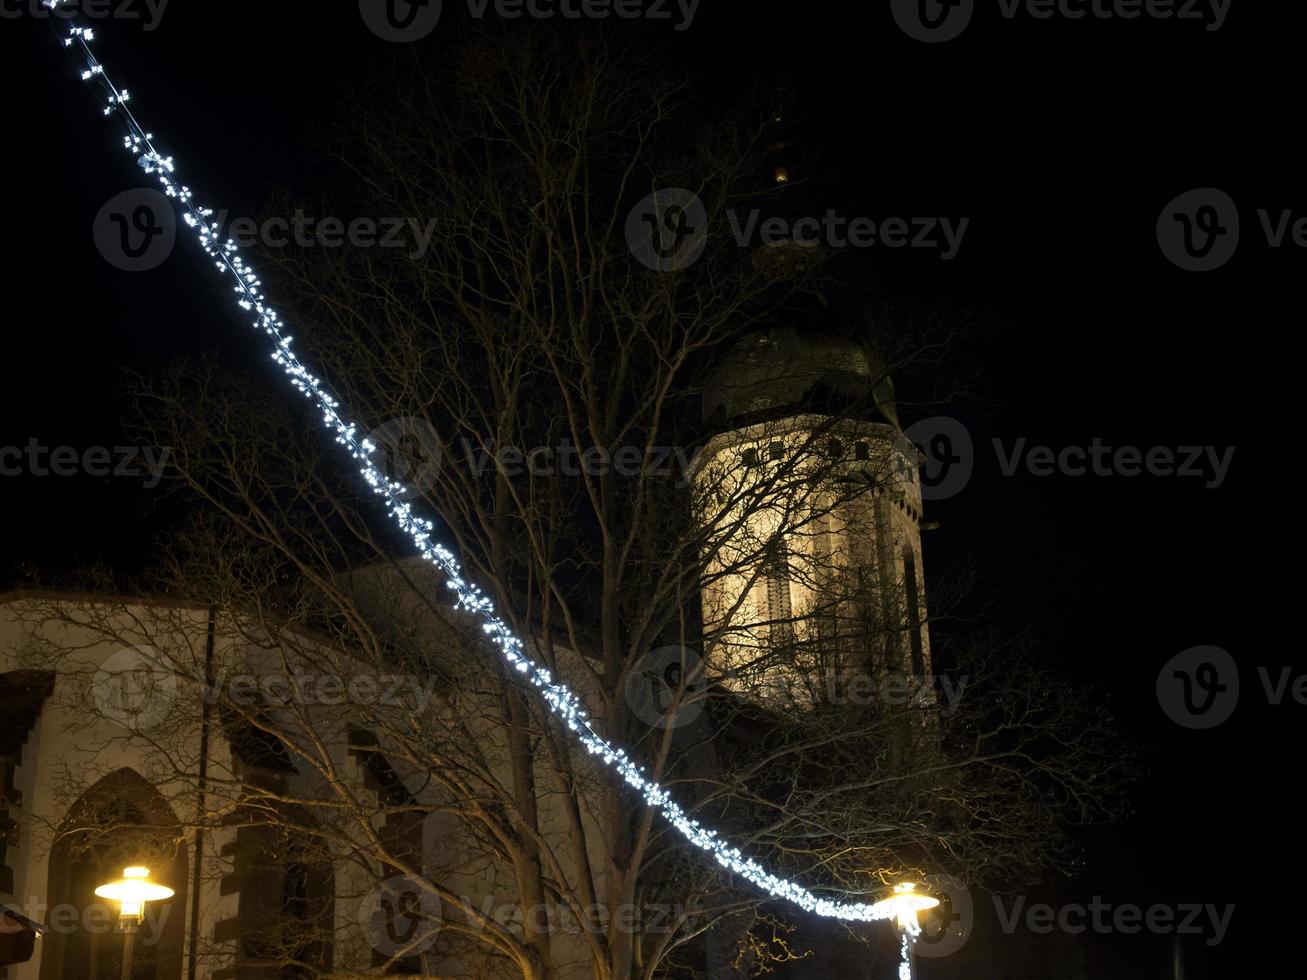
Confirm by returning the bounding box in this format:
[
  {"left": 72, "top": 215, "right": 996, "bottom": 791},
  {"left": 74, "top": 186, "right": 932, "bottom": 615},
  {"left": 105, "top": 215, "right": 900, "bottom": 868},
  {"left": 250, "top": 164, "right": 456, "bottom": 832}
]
[{"left": 774, "top": 166, "right": 790, "bottom": 184}]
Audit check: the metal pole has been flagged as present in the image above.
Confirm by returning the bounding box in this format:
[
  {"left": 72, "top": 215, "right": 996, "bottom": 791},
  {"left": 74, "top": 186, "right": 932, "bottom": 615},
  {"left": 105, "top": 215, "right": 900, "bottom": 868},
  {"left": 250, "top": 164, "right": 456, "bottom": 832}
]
[
  {"left": 898, "top": 930, "right": 918, "bottom": 980},
  {"left": 121, "top": 918, "right": 139, "bottom": 980},
  {"left": 188, "top": 605, "right": 216, "bottom": 980}
]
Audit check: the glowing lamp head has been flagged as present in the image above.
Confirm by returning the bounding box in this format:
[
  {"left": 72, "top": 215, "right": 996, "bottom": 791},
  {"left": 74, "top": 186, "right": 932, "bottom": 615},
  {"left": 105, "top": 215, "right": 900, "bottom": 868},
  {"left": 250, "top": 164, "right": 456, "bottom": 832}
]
[
  {"left": 871, "top": 882, "right": 940, "bottom": 933},
  {"left": 774, "top": 166, "right": 791, "bottom": 184},
  {"left": 94, "top": 866, "right": 174, "bottom": 920}
]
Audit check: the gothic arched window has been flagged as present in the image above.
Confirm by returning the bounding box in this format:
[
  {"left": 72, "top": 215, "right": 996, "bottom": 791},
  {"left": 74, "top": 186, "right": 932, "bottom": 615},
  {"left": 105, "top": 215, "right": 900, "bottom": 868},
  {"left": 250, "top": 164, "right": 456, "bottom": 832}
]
[{"left": 40, "top": 769, "right": 188, "bottom": 980}]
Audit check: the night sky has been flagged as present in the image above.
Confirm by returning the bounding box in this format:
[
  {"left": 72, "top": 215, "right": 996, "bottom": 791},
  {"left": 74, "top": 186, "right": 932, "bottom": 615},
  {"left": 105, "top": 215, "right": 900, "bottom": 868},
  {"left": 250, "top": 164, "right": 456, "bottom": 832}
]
[{"left": 0, "top": 2, "right": 1293, "bottom": 976}]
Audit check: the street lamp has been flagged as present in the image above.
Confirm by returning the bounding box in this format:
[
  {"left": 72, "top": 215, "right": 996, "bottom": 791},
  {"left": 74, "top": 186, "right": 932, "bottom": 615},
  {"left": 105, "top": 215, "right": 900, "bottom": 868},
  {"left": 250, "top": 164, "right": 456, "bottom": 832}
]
[
  {"left": 95, "top": 866, "right": 174, "bottom": 980},
  {"left": 871, "top": 882, "right": 940, "bottom": 980}
]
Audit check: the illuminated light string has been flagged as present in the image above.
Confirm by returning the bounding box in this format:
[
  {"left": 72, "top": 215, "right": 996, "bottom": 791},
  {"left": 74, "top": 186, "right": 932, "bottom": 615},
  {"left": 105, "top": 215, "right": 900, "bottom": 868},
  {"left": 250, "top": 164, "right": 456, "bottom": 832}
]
[{"left": 41, "top": 1, "right": 914, "bottom": 942}]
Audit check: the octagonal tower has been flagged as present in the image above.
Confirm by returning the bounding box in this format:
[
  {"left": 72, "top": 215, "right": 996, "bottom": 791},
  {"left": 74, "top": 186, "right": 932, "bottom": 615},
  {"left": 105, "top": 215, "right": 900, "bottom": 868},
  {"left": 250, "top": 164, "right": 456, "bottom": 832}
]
[{"left": 693, "top": 328, "right": 931, "bottom": 708}]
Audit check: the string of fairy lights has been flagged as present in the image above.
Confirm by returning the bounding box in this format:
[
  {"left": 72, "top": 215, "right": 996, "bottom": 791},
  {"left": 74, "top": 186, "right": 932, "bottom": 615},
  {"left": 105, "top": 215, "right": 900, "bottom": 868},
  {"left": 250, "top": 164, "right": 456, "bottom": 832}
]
[{"left": 40, "top": 1, "right": 928, "bottom": 959}]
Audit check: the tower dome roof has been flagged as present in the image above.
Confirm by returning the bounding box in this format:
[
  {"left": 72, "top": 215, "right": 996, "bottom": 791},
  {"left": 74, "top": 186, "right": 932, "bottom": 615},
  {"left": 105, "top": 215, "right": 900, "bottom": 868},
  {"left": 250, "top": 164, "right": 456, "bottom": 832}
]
[{"left": 703, "top": 328, "right": 899, "bottom": 429}]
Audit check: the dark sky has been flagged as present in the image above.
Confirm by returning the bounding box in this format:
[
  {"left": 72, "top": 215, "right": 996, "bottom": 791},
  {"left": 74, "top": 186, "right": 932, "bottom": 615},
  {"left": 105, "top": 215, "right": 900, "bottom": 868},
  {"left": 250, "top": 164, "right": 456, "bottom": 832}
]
[{"left": 0, "top": 2, "right": 1293, "bottom": 976}]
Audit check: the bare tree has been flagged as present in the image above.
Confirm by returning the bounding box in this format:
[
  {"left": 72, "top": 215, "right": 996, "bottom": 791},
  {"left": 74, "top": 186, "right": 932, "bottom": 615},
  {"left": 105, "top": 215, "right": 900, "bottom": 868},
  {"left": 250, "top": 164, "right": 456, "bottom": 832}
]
[{"left": 15, "top": 24, "right": 1133, "bottom": 980}]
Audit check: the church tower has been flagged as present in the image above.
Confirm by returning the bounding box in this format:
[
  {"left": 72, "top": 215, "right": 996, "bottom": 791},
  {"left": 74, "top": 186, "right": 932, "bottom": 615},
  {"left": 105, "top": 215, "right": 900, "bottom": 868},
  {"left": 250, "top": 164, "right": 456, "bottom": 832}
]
[{"left": 693, "top": 329, "right": 931, "bottom": 709}]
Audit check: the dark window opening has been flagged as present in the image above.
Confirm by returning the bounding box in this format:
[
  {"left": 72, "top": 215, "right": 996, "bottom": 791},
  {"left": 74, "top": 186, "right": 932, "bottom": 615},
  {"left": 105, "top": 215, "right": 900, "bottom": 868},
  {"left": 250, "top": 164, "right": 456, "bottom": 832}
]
[
  {"left": 764, "top": 537, "right": 793, "bottom": 653},
  {"left": 903, "top": 550, "right": 925, "bottom": 676}
]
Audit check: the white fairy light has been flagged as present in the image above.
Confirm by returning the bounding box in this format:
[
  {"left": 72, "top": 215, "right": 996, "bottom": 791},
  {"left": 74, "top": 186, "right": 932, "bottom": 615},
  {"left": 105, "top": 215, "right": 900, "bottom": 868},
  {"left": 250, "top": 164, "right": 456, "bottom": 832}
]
[{"left": 42, "top": 0, "right": 916, "bottom": 929}]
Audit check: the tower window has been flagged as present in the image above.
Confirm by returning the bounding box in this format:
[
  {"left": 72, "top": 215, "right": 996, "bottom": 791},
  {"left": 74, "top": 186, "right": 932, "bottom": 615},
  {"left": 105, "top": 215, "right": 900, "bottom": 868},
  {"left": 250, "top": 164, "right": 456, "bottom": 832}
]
[
  {"left": 741, "top": 447, "right": 759, "bottom": 467},
  {"left": 764, "top": 537, "right": 793, "bottom": 653},
  {"left": 855, "top": 441, "right": 870, "bottom": 461},
  {"left": 769, "top": 441, "right": 785, "bottom": 461},
  {"left": 903, "top": 549, "right": 925, "bottom": 676},
  {"left": 827, "top": 438, "right": 843, "bottom": 459}
]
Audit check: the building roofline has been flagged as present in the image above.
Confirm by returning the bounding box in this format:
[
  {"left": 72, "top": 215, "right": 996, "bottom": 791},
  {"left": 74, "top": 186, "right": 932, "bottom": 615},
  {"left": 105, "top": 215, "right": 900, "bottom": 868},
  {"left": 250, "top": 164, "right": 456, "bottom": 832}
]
[
  {"left": 0, "top": 585, "right": 591, "bottom": 663},
  {"left": 0, "top": 588, "right": 212, "bottom": 613}
]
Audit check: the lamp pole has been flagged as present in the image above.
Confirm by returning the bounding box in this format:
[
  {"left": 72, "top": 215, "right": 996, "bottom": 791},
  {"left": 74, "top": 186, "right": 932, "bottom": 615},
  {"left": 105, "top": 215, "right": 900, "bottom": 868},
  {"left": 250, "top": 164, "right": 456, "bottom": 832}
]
[
  {"left": 95, "top": 866, "right": 175, "bottom": 980},
  {"left": 119, "top": 916, "right": 138, "bottom": 980},
  {"left": 870, "top": 882, "right": 940, "bottom": 980},
  {"left": 898, "top": 931, "right": 917, "bottom": 980}
]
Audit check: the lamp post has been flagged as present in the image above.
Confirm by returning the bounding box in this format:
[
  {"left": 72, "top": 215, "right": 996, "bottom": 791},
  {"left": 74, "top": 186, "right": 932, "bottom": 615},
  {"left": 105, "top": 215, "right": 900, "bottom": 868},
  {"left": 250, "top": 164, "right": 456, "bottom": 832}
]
[
  {"left": 95, "top": 866, "right": 174, "bottom": 980},
  {"left": 871, "top": 882, "right": 940, "bottom": 980}
]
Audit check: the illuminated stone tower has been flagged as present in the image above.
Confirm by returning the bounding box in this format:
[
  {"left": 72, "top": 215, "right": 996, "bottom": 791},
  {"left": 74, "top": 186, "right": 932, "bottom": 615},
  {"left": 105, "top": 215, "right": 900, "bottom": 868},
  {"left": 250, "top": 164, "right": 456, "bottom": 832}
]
[{"left": 694, "top": 329, "right": 931, "bottom": 707}]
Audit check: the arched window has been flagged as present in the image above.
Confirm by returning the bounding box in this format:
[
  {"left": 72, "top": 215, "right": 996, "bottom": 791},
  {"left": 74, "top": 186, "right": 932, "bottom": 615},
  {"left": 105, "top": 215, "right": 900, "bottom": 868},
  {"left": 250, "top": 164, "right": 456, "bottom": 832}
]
[
  {"left": 224, "top": 808, "right": 334, "bottom": 979},
  {"left": 41, "top": 769, "right": 188, "bottom": 980},
  {"left": 217, "top": 723, "right": 335, "bottom": 980},
  {"left": 764, "top": 536, "right": 794, "bottom": 656}
]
